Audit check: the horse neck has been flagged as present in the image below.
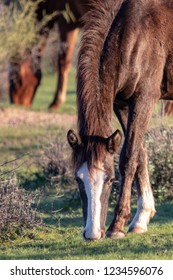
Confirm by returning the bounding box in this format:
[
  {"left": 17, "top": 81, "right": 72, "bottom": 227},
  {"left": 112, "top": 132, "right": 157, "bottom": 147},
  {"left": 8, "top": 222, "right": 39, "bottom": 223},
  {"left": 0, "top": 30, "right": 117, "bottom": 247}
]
[{"left": 77, "top": 90, "right": 113, "bottom": 138}]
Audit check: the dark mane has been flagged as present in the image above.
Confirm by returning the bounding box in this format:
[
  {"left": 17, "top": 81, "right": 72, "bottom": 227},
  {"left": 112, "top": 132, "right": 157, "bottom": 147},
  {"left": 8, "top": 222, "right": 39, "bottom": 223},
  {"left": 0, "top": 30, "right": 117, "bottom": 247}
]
[
  {"left": 77, "top": 0, "right": 125, "bottom": 138},
  {"left": 72, "top": 137, "right": 107, "bottom": 171},
  {"left": 75, "top": 0, "right": 126, "bottom": 168}
]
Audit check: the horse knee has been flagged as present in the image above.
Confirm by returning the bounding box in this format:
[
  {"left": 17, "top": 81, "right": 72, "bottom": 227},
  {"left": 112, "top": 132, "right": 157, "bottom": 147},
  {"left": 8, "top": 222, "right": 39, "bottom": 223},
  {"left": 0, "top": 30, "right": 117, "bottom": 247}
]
[
  {"left": 119, "top": 159, "right": 137, "bottom": 178},
  {"left": 59, "top": 57, "right": 71, "bottom": 74}
]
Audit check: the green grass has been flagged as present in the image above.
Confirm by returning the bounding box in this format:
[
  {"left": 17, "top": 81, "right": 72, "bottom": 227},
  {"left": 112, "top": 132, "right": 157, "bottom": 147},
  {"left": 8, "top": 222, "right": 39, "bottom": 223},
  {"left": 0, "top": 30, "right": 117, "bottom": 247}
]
[
  {"left": 0, "top": 201, "right": 173, "bottom": 260},
  {"left": 0, "top": 70, "right": 173, "bottom": 260},
  {"left": 32, "top": 69, "right": 77, "bottom": 114},
  {"left": 0, "top": 124, "right": 64, "bottom": 191}
]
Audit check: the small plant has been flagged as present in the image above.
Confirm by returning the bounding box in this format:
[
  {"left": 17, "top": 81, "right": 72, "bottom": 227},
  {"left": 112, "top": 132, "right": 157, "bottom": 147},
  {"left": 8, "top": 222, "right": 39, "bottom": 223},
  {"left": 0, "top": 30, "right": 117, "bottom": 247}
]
[
  {"left": 38, "top": 134, "right": 75, "bottom": 189},
  {"left": 37, "top": 134, "right": 80, "bottom": 210},
  {"left": 0, "top": 177, "right": 42, "bottom": 241},
  {"left": 0, "top": 0, "right": 54, "bottom": 64},
  {"left": 146, "top": 127, "right": 173, "bottom": 201}
]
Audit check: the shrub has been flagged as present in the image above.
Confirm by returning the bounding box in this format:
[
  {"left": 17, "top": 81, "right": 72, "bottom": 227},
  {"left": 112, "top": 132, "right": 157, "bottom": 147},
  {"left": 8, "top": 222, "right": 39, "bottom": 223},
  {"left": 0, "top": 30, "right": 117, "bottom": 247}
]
[
  {"left": 0, "top": 177, "right": 42, "bottom": 241},
  {"left": 146, "top": 126, "right": 173, "bottom": 201},
  {"left": 38, "top": 135, "right": 75, "bottom": 189},
  {"left": 0, "top": 0, "right": 52, "bottom": 64}
]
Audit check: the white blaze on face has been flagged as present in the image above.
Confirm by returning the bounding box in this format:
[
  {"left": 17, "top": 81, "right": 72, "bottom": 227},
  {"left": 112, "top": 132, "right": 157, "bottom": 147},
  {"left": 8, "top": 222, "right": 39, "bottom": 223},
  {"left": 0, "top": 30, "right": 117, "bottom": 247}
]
[{"left": 77, "top": 162, "right": 105, "bottom": 240}]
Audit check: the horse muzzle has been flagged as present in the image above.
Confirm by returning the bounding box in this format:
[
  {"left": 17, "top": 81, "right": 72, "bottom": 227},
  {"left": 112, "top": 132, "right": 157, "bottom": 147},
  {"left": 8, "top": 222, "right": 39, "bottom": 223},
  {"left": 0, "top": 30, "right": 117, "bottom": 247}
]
[{"left": 83, "top": 228, "right": 105, "bottom": 241}]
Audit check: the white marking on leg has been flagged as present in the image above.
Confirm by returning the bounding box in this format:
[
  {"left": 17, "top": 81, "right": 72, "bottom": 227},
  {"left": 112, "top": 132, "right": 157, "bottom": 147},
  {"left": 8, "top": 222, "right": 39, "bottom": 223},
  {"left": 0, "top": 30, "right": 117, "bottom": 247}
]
[
  {"left": 129, "top": 188, "right": 155, "bottom": 232},
  {"left": 77, "top": 162, "right": 105, "bottom": 240}
]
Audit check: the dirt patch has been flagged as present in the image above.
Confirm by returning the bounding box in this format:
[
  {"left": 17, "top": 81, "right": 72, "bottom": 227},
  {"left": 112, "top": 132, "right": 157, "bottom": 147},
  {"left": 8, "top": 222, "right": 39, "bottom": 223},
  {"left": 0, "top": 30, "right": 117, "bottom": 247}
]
[{"left": 0, "top": 108, "right": 76, "bottom": 128}]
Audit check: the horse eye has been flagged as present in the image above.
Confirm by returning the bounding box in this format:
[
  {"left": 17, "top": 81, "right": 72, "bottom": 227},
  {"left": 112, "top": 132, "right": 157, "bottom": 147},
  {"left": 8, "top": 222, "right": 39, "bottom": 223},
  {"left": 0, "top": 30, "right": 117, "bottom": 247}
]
[
  {"left": 107, "top": 178, "right": 115, "bottom": 185},
  {"left": 75, "top": 177, "right": 82, "bottom": 184}
]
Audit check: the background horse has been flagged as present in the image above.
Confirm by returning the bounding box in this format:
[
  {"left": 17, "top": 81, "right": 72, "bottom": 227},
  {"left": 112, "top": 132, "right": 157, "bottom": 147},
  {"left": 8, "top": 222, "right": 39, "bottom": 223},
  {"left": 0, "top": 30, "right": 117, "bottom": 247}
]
[
  {"left": 68, "top": 0, "right": 173, "bottom": 240},
  {"left": 5, "top": 0, "right": 173, "bottom": 115},
  {"left": 8, "top": 0, "right": 90, "bottom": 108}
]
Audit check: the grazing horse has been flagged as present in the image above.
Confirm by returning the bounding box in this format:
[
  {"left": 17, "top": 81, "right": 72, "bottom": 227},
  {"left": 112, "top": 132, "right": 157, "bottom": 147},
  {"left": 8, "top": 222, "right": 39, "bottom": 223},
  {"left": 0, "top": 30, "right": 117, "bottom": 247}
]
[
  {"left": 67, "top": 0, "right": 173, "bottom": 240},
  {"left": 8, "top": 0, "right": 90, "bottom": 108}
]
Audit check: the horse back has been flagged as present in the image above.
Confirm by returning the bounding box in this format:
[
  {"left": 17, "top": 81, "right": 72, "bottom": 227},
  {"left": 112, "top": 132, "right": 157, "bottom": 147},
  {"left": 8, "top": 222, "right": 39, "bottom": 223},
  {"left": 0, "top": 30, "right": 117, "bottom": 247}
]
[{"left": 107, "top": 0, "right": 173, "bottom": 100}]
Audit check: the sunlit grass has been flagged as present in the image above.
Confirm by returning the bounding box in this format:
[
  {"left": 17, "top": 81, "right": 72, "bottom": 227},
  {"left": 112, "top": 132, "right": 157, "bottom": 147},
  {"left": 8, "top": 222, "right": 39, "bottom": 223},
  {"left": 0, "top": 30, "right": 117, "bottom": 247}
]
[
  {"left": 32, "top": 69, "right": 76, "bottom": 114},
  {"left": 0, "top": 201, "right": 173, "bottom": 260}
]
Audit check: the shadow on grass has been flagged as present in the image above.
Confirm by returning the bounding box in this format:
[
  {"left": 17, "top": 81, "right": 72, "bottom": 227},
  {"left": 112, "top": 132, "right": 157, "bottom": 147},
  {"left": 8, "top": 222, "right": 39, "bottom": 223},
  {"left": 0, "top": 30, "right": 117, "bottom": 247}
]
[
  {"left": 43, "top": 215, "right": 83, "bottom": 227},
  {"left": 1, "top": 199, "right": 172, "bottom": 260},
  {"left": 1, "top": 230, "right": 173, "bottom": 260},
  {"left": 19, "top": 172, "right": 48, "bottom": 191}
]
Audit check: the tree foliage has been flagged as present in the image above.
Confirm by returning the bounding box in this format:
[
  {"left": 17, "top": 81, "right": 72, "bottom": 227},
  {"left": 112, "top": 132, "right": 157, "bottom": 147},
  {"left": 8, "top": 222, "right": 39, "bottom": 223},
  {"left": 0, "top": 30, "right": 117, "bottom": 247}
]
[{"left": 0, "top": 0, "right": 50, "bottom": 64}]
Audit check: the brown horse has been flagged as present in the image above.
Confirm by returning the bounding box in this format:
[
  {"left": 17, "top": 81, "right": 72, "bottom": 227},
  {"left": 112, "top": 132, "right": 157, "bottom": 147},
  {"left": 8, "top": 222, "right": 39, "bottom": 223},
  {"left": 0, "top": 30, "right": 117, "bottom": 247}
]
[
  {"left": 67, "top": 0, "right": 173, "bottom": 240},
  {"left": 9, "top": 0, "right": 90, "bottom": 108}
]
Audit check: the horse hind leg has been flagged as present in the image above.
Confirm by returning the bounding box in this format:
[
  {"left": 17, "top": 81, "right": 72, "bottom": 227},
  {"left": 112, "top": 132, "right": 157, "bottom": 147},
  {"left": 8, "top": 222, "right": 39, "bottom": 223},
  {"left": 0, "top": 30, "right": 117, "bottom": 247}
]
[
  {"left": 114, "top": 104, "right": 156, "bottom": 234},
  {"left": 128, "top": 143, "right": 156, "bottom": 234},
  {"left": 107, "top": 91, "right": 158, "bottom": 238},
  {"left": 49, "top": 28, "right": 78, "bottom": 109}
]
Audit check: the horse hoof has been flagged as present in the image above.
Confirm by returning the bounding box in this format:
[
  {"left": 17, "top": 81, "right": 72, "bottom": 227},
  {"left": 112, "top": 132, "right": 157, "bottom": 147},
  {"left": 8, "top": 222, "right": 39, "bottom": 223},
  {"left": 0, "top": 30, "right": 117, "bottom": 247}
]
[
  {"left": 106, "top": 230, "right": 126, "bottom": 239},
  {"left": 49, "top": 105, "right": 58, "bottom": 110},
  {"left": 128, "top": 226, "right": 147, "bottom": 234}
]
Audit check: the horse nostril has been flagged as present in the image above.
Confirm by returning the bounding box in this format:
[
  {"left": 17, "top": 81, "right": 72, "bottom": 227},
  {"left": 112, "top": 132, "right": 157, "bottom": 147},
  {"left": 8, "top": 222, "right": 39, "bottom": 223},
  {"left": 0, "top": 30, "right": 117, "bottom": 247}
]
[
  {"left": 83, "top": 230, "right": 95, "bottom": 241},
  {"left": 101, "top": 230, "right": 105, "bottom": 239},
  {"left": 83, "top": 230, "right": 87, "bottom": 240}
]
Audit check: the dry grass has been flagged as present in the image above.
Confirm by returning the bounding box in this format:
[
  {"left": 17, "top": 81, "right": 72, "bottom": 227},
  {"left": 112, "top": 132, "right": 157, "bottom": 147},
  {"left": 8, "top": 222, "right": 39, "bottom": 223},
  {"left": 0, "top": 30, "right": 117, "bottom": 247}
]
[{"left": 0, "top": 108, "right": 76, "bottom": 128}]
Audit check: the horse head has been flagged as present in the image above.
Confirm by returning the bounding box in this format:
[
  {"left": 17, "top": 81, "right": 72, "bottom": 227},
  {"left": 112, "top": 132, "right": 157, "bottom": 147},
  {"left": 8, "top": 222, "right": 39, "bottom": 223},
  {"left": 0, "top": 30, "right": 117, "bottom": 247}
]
[
  {"left": 67, "top": 129, "right": 122, "bottom": 241},
  {"left": 9, "top": 47, "right": 42, "bottom": 107}
]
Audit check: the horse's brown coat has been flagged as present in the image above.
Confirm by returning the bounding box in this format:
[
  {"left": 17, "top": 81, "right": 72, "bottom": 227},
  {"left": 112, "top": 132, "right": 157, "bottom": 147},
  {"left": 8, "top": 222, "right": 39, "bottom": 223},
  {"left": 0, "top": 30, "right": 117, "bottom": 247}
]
[{"left": 69, "top": 0, "right": 173, "bottom": 239}]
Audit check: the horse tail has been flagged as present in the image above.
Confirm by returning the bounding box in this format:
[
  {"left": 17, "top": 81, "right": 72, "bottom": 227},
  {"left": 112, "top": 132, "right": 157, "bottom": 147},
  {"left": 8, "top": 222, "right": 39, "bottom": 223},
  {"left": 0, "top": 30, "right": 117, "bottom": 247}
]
[{"left": 77, "top": 0, "right": 125, "bottom": 136}]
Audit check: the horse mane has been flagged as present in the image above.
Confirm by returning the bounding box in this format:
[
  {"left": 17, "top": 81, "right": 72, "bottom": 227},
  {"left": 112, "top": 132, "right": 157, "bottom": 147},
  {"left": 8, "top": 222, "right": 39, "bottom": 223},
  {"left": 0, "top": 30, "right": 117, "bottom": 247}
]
[
  {"left": 77, "top": 0, "right": 125, "bottom": 138},
  {"left": 74, "top": 0, "right": 125, "bottom": 169},
  {"left": 72, "top": 135, "right": 108, "bottom": 171}
]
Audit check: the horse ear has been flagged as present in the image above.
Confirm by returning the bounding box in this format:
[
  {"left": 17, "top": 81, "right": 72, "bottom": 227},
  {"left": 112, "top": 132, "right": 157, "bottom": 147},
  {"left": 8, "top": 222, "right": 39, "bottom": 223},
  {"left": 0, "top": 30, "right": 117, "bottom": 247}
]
[
  {"left": 107, "top": 130, "right": 122, "bottom": 154},
  {"left": 67, "top": 130, "right": 80, "bottom": 150}
]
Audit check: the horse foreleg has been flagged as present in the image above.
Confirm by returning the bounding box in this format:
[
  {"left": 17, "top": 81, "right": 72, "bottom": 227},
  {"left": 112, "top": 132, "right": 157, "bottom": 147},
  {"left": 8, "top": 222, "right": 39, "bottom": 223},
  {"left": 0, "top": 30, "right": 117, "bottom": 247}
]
[
  {"left": 49, "top": 28, "right": 78, "bottom": 109},
  {"left": 107, "top": 93, "right": 158, "bottom": 238}
]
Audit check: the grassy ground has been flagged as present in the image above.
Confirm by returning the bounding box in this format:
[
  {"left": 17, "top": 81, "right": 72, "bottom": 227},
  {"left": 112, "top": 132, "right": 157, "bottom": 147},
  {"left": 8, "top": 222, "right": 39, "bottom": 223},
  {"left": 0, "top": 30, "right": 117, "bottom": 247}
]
[
  {"left": 0, "top": 69, "right": 173, "bottom": 260},
  {"left": 32, "top": 69, "right": 77, "bottom": 114},
  {"left": 0, "top": 201, "right": 173, "bottom": 260}
]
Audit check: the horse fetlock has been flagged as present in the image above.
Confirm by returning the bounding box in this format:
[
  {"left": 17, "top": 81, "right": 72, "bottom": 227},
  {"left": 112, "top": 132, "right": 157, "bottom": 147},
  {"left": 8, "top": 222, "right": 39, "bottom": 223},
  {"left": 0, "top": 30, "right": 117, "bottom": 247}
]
[
  {"left": 128, "top": 226, "right": 147, "bottom": 234},
  {"left": 128, "top": 207, "right": 155, "bottom": 234},
  {"left": 106, "top": 229, "right": 126, "bottom": 239},
  {"left": 49, "top": 96, "right": 66, "bottom": 110},
  {"left": 106, "top": 214, "right": 129, "bottom": 239},
  {"left": 150, "top": 209, "right": 156, "bottom": 218},
  {"left": 55, "top": 93, "right": 67, "bottom": 107}
]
